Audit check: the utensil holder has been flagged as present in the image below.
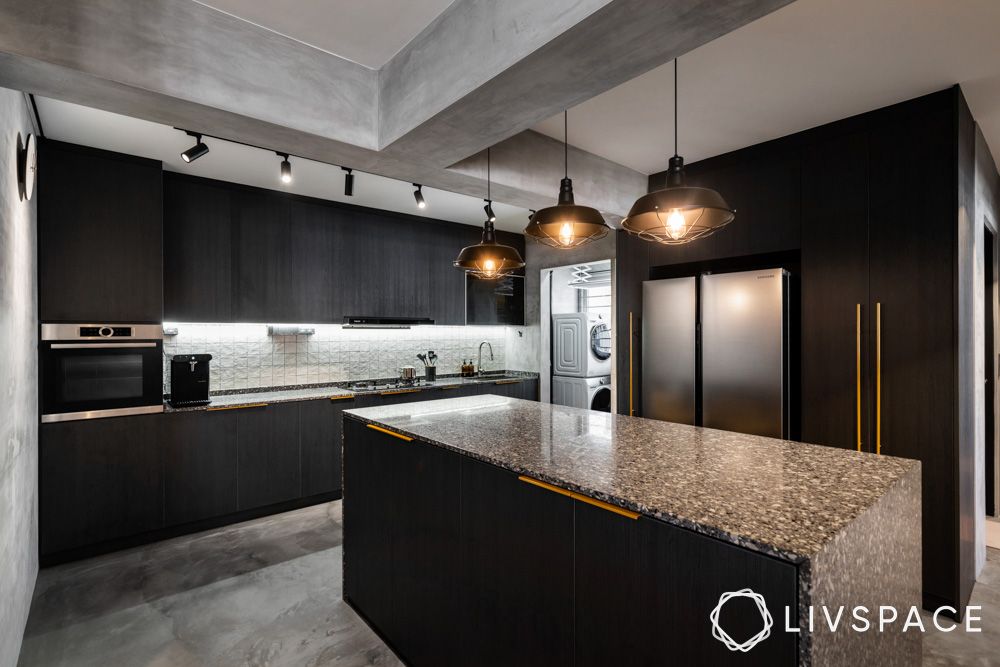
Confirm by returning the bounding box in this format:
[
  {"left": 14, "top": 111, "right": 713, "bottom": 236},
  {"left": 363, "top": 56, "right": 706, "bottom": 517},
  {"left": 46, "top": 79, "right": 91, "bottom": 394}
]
[{"left": 425, "top": 366, "right": 437, "bottom": 381}]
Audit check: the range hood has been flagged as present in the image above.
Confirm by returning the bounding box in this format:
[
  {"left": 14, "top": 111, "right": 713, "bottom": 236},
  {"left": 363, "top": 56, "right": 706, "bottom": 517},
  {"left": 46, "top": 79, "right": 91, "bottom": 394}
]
[{"left": 343, "top": 316, "right": 434, "bottom": 329}]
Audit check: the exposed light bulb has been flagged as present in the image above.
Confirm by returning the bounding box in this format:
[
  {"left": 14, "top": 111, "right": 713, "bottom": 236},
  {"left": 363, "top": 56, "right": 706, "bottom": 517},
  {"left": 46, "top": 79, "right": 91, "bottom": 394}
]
[
  {"left": 483, "top": 258, "right": 497, "bottom": 277},
  {"left": 666, "top": 208, "right": 686, "bottom": 240},
  {"left": 559, "top": 223, "right": 574, "bottom": 246}
]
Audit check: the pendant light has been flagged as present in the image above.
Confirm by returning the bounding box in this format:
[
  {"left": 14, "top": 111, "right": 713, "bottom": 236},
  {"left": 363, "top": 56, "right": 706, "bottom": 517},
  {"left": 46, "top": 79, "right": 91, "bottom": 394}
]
[
  {"left": 524, "top": 111, "right": 609, "bottom": 248},
  {"left": 621, "top": 59, "right": 734, "bottom": 244},
  {"left": 454, "top": 148, "right": 525, "bottom": 280}
]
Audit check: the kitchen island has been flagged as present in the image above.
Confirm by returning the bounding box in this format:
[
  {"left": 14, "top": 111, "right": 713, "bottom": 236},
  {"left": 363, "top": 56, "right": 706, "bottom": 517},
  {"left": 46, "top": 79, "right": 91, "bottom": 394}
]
[{"left": 342, "top": 395, "right": 921, "bottom": 666}]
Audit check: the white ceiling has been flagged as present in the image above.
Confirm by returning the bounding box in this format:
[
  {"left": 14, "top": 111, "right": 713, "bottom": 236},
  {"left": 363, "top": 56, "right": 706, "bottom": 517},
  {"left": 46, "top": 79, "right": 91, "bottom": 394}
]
[
  {"left": 193, "top": 0, "right": 456, "bottom": 68},
  {"left": 533, "top": 0, "right": 1000, "bottom": 175},
  {"left": 34, "top": 97, "right": 531, "bottom": 233}
]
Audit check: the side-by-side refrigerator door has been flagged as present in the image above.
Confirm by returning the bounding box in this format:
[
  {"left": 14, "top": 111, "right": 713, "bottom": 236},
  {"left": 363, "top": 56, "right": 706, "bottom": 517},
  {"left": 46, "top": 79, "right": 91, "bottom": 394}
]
[
  {"left": 701, "top": 269, "right": 788, "bottom": 438},
  {"left": 641, "top": 277, "right": 697, "bottom": 424}
]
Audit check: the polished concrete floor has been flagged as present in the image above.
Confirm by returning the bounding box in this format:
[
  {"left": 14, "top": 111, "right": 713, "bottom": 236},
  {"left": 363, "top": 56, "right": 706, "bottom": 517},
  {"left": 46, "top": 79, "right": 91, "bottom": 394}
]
[{"left": 16, "top": 501, "right": 1000, "bottom": 666}]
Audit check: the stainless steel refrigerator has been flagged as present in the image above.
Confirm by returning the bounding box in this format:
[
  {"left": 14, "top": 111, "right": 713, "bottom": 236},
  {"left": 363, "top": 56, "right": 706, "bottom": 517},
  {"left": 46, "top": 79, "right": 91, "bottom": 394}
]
[{"left": 641, "top": 268, "right": 790, "bottom": 438}]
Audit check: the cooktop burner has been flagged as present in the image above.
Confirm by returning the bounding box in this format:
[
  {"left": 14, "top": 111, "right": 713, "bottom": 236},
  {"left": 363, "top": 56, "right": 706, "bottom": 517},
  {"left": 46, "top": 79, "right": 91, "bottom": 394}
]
[{"left": 349, "top": 380, "right": 435, "bottom": 392}]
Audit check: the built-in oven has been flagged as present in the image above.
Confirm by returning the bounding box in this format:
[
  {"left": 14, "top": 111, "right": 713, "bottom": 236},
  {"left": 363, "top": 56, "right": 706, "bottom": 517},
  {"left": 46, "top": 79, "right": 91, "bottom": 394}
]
[{"left": 41, "top": 323, "right": 164, "bottom": 423}]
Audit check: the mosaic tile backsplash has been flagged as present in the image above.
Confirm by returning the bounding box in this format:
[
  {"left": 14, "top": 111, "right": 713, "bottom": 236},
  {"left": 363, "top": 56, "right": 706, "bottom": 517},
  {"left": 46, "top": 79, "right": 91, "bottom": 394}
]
[{"left": 162, "top": 323, "right": 510, "bottom": 393}]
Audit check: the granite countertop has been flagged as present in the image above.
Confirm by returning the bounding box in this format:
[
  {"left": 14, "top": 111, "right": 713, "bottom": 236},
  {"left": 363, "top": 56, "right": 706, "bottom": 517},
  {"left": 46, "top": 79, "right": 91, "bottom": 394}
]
[
  {"left": 344, "top": 395, "right": 920, "bottom": 562},
  {"left": 163, "top": 372, "right": 538, "bottom": 412}
]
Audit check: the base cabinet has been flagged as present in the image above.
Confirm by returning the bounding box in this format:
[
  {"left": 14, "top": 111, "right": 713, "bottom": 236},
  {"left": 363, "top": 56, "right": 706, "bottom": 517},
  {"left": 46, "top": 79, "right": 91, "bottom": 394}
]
[
  {"left": 236, "top": 403, "right": 301, "bottom": 510},
  {"left": 343, "top": 418, "right": 799, "bottom": 666},
  {"left": 163, "top": 410, "right": 237, "bottom": 525}
]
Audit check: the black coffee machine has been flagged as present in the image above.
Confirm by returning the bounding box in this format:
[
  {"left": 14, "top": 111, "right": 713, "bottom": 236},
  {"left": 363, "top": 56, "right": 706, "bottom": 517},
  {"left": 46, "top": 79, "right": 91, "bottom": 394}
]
[{"left": 169, "top": 354, "right": 213, "bottom": 407}]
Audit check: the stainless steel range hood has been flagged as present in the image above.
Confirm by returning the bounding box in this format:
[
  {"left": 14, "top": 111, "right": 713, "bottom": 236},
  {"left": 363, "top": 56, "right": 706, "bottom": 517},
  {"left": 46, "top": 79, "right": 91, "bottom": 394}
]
[{"left": 343, "top": 316, "right": 435, "bottom": 329}]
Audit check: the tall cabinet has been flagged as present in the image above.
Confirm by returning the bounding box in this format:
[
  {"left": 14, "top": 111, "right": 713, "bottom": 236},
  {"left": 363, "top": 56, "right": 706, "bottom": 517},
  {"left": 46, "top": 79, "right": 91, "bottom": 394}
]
[{"left": 799, "top": 89, "right": 970, "bottom": 614}]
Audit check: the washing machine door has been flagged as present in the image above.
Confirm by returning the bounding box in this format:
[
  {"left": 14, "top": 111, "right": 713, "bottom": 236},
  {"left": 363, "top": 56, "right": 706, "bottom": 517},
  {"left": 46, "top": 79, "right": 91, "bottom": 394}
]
[
  {"left": 590, "top": 322, "right": 611, "bottom": 361},
  {"left": 590, "top": 386, "right": 612, "bottom": 412}
]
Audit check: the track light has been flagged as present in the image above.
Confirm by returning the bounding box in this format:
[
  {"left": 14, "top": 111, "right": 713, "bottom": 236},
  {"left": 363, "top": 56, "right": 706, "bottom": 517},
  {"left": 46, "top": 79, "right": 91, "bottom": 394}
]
[
  {"left": 343, "top": 167, "right": 354, "bottom": 196},
  {"left": 277, "top": 152, "right": 292, "bottom": 184},
  {"left": 413, "top": 184, "right": 426, "bottom": 209},
  {"left": 180, "top": 131, "right": 209, "bottom": 163},
  {"left": 484, "top": 200, "right": 496, "bottom": 222}
]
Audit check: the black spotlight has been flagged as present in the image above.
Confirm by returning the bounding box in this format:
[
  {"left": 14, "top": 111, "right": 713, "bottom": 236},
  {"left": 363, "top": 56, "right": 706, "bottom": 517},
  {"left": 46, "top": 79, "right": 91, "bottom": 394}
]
[
  {"left": 413, "top": 184, "right": 426, "bottom": 209},
  {"left": 484, "top": 200, "right": 496, "bottom": 222},
  {"left": 343, "top": 167, "right": 354, "bottom": 196},
  {"left": 180, "top": 131, "right": 209, "bottom": 163},
  {"left": 277, "top": 152, "right": 292, "bottom": 184}
]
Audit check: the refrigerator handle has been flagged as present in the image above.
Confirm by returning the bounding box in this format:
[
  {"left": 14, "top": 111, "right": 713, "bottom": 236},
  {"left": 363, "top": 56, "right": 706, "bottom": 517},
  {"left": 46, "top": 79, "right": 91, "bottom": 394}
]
[{"left": 856, "top": 304, "right": 862, "bottom": 452}]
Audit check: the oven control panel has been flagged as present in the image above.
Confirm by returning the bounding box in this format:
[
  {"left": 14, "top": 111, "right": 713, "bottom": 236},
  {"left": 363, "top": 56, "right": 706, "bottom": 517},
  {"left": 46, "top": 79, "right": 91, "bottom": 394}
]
[{"left": 79, "top": 326, "right": 133, "bottom": 338}]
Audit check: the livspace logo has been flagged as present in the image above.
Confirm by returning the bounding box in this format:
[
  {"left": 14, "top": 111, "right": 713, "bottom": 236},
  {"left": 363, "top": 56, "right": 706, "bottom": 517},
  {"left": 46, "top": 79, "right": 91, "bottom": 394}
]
[{"left": 709, "top": 588, "right": 984, "bottom": 652}]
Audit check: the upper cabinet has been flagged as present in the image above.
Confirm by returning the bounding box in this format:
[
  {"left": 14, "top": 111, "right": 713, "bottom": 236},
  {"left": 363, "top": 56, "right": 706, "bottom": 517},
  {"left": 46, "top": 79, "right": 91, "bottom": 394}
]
[
  {"left": 466, "top": 274, "right": 525, "bottom": 325},
  {"left": 39, "top": 140, "right": 163, "bottom": 323},
  {"left": 163, "top": 175, "right": 517, "bottom": 325}
]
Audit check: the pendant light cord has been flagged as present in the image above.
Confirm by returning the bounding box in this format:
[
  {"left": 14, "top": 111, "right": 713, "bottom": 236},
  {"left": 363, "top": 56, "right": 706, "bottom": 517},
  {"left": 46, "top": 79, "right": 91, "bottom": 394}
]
[
  {"left": 673, "top": 58, "right": 678, "bottom": 158},
  {"left": 486, "top": 146, "right": 491, "bottom": 201},
  {"left": 564, "top": 110, "right": 569, "bottom": 179}
]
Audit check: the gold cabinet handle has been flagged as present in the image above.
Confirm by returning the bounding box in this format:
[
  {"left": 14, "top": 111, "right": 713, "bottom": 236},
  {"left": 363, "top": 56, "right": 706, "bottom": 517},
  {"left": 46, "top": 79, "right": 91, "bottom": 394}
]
[
  {"left": 856, "top": 304, "right": 862, "bottom": 452},
  {"left": 517, "top": 475, "right": 640, "bottom": 520},
  {"left": 494, "top": 379, "right": 520, "bottom": 385},
  {"left": 380, "top": 388, "right": 420, "bottom": 396},
  {"left": 629, "top": 311, "right": 634, "bottom": 416},
  {"left": 876, "top": 302, "right": 882, "bottom": 455},
  {"left": 439, "top": 385, "right": 462, "bottom": 390},
  {"left": 366, "top": 423, "right": 412, "bottom": 441},
  {"left": 207, "top": 402, "right": 268, "bottom": 411},
  {"left": 329, "top": 394, "right": 354, "bottom": 401}
]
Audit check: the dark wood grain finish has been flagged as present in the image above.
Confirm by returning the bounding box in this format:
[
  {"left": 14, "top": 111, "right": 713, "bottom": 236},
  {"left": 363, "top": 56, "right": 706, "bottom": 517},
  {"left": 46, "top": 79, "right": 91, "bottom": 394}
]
[
  {"left": 460, "top": 458, "right": 574, "bottom": 667},
  {"left": 299, "top": 398, "right": 349, "bottom": 497},
  {"left": 40, "top": 415, "right": 164, "bottom": 556},
  {"left": 163, "top": 174, "right": 233, "bottom": 321},
  {"left": 236, "top": 403, "right": 301, "bottom": 509},
  {"left": 38, "top": 140, "right": 163, "bottom": 323},
  {"left": 800, "top": 130, "right": 871, "bottom": 451},
  {"left": 162, "top": 409, "right": 237, "bottom": 525}
]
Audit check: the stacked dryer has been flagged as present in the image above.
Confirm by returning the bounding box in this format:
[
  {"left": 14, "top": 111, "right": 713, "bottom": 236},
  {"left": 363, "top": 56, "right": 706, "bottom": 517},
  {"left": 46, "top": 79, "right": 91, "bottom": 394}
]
[{"left": 551, "top": 313, "right": 612, "bottom": 412}]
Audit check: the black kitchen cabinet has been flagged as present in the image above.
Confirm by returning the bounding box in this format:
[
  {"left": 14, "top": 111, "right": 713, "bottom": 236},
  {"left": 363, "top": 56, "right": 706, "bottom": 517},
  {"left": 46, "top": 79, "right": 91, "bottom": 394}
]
[
  {"left": 233, "top": 188, "right": 292, "bottom": 322},
  {"left": 300, "top": 398, "right": 352, "bottom": 497},
  {"left": 392, "top": 437, "right": 463, "bottom": 666},
  {"left": 162, "top": 409, "right": 238, "bottom": 525},
  {"left": 637, "top": 517, "right": 798, "bottom": 665},
  {"left": 800, "top": 130, "right": 871, "bottom": 450},
  {"left": 479, "top": 378, "right": 537, "bottom": 400},
  {"left": 466, "top": 275, "right": 525, "bottom": 325},
  {"left": 460, "top": 459, "right": 575, "bottom": 667},
  {"left": 236, "top": 403, "right": 301, "bottom": 509},
  {"left": 574, "top": 501, "right": 642, "bottom": 666},
  {"left": 342, "top": 418, "right": 397, "bottom": 640},
  {"left": 40, "top": 415, "right": 164, "bottom": 558},
  {"left": 38, "top": 140, "right": 163, "bottom": 323},
  {"left": 163, "top": 174, "right": 233, "bottom": 322}
]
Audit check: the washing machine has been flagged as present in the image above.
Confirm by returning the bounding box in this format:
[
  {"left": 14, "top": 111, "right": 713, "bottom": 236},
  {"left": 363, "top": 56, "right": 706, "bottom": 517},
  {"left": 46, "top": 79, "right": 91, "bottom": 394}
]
[
  {"left": 552, "top": 375, "right": 612, "bottom": 412},
  {"left": 552, "top": 313, "right": 612, "bottom": 378}
]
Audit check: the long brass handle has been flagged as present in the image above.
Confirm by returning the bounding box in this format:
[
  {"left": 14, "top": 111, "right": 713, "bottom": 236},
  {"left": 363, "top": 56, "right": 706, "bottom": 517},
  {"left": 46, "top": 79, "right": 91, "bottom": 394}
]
[
  {"left": 629, "top": 311, "right": 634, "bottom": 416},
  {"left": 517, "top": 476, "right": 640, "bottom": 519},
  {"left": 207, "top": 402, "right": 268, "bottom": 411},
  {"left": 366, "top": 423, "right": 412, "bottom": 441},
  {"left": 380, "top": 388, "right": 420, "bottom": 396},
  {"left": 876, "top": 302, "right": 882, "bottom": 455},
  {"left": 329, "top": 395, "right": 354, "bottom": 401},
  {"left": 494, "top": 379, "right": 521, "bottom": 385},
  {"left": 856, "top": 304, "right": 862, "bottom": 452}
]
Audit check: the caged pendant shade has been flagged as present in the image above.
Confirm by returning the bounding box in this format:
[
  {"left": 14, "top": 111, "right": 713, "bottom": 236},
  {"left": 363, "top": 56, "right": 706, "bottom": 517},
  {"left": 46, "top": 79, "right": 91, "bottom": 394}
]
[
  {"left": 621, "top": 59, "right": 734, "bottom": 245},
  {"left": 454, "top": 148, "right": 525, "bottom": 280},
  {"left": 525, "top": 111, "right": 609, "bottom": 248}
]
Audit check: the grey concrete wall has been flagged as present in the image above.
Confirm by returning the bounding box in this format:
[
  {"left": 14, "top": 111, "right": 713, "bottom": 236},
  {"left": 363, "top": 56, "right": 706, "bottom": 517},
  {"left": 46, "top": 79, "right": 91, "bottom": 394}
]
[{"left": 0, "top": 86, "right": 39, "bottom": 667}]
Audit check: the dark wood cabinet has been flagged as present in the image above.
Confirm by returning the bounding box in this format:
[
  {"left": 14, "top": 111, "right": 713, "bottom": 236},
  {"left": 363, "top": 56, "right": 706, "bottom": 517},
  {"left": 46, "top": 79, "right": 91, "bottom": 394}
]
[
  {"left": 163, "top": 174, "right": 233, "bottom": 322},
  {"left": 299, "top": 398, "right": 351, "bottom": 497},
  {"left": 460, "top": 459, "right": 575, "bottom": 667},
  {"left": 233, "top": 188, "right": 292, "bottom": 322},
  {"left": 236, "top": 403, "right": 301, "bottom": 509},
  {"left": 40, "top": 415, "right": 164, "bottom": 557},
  {"left": 637, "top": 517, "right": 798, "bottom": 665},
  {"left": 342, "top": 418, "right": 397, "bottom": 640},
  {"left": 38, "top": 140, "right": 163, "bottom": 323},
  {"left": 162, "top": 409, "right": 237, "bottom": 525}
]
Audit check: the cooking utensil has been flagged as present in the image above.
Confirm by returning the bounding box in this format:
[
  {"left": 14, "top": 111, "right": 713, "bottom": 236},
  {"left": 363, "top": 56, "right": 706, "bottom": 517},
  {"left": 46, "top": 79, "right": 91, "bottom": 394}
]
[
  {"left": 428, "top": 350, "right": 438, "bottom": 365},
  {"left": 400, "top": 366, "right": 417, "bottom": 381},
  {"left": 417, "top": 353, "right": 428, "bottom": 367}
]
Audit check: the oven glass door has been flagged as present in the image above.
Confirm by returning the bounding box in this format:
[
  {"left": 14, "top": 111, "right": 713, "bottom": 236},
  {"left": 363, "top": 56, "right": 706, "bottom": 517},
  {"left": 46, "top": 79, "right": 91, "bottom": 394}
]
[{"left": 42, "top": 341, "right": 163, "bottom": 417}]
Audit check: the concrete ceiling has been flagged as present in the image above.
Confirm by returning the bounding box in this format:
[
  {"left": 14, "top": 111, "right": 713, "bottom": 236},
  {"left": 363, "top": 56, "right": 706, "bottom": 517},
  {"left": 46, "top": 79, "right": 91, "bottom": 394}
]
[
  {"left": 533, "top": 0, "right": 1000, "bottom": 175},
  {"left": 34, "top": 97, "right": 532, "bottom": 233},
  {"left": 193, "top": 0, "right": 456, "bottom": 68}
]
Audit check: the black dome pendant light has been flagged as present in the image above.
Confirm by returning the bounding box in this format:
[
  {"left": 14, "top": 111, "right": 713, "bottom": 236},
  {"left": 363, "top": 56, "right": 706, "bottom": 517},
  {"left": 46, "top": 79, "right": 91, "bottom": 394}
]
[
  {"left": 524, "top": 110, "right": 609, "bottom": 248},
  {"left": 454, "top": 148, "right": 525, "bottom": 280},
  {"left": 622, "top": 59, "right": 734, "bottom": 244}
]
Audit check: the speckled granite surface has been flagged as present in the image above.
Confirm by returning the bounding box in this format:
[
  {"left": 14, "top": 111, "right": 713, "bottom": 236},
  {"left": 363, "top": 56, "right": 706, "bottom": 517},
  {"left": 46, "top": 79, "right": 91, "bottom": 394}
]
[
  {"left": 163, "top": 372, "right": 538, "bottom": 413},
  {"left": 344, "top": 394, "right": 919, "bottom": 562}
]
